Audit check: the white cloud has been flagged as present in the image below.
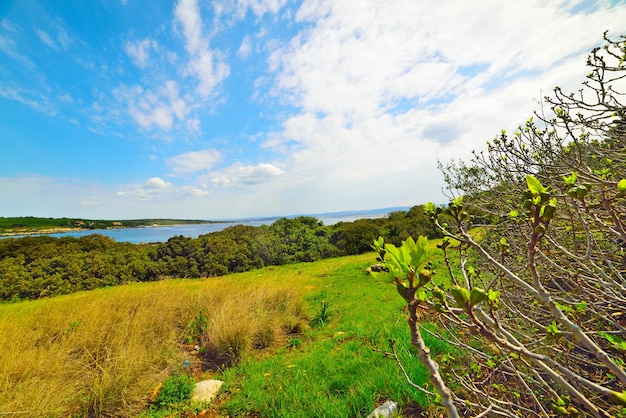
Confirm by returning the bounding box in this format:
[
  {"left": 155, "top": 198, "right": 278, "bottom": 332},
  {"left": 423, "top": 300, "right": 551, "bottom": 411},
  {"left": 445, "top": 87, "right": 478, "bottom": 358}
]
[
  {"left": 272, "top": 0, "right": 626, "bottom": 120},
  {"left": 0, "top": 175, "right": 211, "bottom": 218},
  {"left": 35, "top": 29, "right": 57, "bottom": 49},
  {"left": 116, "top": 176, "right": 216, "bottom": 203},
  {"left": 185, "top": 118, "right": 201, "bottom": 134},
  {"left": 175, "top": 0, "right": 229, "bottom": 97},
  {"left": 0, "top": 86, "right": 56, "bottom": 116},
  {"left": 115, "top": 80, "right": 189, "bottom": 131},
  {"left": 213, "top": 0, "right": 288, "bottom": 19},
  {"left": 0, "top": 33, "right": 34, "bottom": 67},
  {"left": 210, "top": 163, "right": 283, "bottom": 187},
  {"left": 253, "top": 0, "right": 626, "bottom": 214},
  {"left": 58, "top": 93, "right": 73, "bottom": 103},
  {"left": 146, "top": 177, "right": 169, "bottom": 188},
  {"left": 117, "top": 177, "right": 174, "bottom": 200},
  {"left": 125, "top": 38, "right": 158, "bottom": 68},
  {"left": 237, "top": 35, "right": 252, "bottom": 59},
  {"left": 34, "top": 20, "right": 71, "bottom": 51},
  {"left": 1, "top": 18, "right": 19, "bottom": 32},
  {"left": 182, "top": 185, "right": 210, "bottom": 196},
  {"left": 55, "top": 26, "right": 71, "bottom": 49},
  {"left": 168, "top": 149, "right": 223, "bottom": 174},
  {"left": 238, "top": 0, "right": 288, "bottom": 18}
]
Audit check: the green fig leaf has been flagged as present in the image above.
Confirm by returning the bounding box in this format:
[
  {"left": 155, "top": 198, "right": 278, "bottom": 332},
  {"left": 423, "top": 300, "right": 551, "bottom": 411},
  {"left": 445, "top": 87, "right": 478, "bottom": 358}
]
[
  {"left": 451, "top": 286, "right": 470, "bottom": 309},
  {"left": 526, "top": 174, "right": 545, "bottom": 195},
  {"left": 470, "top": 287, "right": 487, "bottom": 307}
]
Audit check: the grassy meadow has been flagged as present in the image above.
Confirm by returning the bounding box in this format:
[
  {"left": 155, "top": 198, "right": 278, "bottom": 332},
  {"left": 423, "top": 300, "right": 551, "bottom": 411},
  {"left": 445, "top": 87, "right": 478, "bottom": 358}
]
[{"left": 0, "top": 251, "right": 454, "bottom": 417}]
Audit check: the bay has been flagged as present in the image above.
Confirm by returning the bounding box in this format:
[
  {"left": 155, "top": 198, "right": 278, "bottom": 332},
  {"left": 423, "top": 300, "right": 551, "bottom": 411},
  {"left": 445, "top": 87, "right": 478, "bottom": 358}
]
[
  {"left": 3, "top": 210, "right": 396, "bottom": 244},
  {"left": 43, "top": 221, "right": 269, "bottom": 244}
]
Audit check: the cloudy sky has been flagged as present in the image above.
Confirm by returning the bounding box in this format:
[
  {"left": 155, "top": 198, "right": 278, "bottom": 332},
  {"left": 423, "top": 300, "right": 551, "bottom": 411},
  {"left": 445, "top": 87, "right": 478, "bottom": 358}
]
[{"left": 1, "top": 0, "right": 625, "bottom": 220}]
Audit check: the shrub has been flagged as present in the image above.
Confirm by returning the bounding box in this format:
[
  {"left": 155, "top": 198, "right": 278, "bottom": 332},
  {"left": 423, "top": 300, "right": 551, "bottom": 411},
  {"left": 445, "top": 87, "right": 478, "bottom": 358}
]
[{"left": 373, "top": 33, "right": 626, "bottom": 417}]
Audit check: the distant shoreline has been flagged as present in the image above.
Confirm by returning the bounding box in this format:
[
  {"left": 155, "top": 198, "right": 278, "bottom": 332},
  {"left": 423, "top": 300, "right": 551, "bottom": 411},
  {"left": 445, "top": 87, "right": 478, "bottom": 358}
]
[
  {"left": 0, "top": 221, "right": 215, "bottom": 238},
  {"left": 0, "top": 227, "right": 81, "bottom": 237},
  {"left": 0, "top": 208, "right": 409, "bottom": 240}
]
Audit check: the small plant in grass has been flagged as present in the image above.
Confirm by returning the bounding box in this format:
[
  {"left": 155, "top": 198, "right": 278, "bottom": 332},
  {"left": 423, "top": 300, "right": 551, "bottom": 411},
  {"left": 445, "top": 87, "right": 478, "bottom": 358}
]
[
  {"left": 184, "top": 309, "right": 208, "bottom": 344},
  {"left": 309, "top": 289, "right": 332, "bottom": 327},
  {"left": 153, "top": 374, "right": 196, "bottom": 407},
  {"left": 311, "top": 298, "right": 331, "bottom": 327},
  {"left": 287, "top": 336, "right": 302, "bottom": 349}
]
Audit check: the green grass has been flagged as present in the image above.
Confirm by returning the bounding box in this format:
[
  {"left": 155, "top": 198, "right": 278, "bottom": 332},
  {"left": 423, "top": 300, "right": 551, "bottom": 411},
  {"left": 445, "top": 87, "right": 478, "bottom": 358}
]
[
  {"left": 0, "top": 251, "right": 456, "bottom": 417},
  {"left": 213, "top": 255, "right": 453, "bottom": 417}
]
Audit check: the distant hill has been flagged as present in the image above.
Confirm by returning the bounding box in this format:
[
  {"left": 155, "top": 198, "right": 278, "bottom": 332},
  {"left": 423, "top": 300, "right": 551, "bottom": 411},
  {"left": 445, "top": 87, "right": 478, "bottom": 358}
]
[
  {"left": 226, "top": 206, "right": 413, "bottom": 223},
  {"left": 310, "top": 206, "right": 412, "bottom": 218}
]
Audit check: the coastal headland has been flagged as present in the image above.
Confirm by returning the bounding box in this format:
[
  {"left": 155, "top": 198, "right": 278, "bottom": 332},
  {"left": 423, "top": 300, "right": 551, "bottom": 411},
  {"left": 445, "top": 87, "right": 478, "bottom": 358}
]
[{"left": 0, "top": 217, "right": 214, "bottom": 237}]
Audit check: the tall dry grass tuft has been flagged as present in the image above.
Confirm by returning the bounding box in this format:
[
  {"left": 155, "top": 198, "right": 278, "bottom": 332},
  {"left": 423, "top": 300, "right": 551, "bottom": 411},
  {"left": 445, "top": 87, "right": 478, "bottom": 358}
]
[
  {"left": 199, "top": 286, "right": 307, "bottom": 369},
  {"left": 0, "top": 279, "right": 306, "bottom": 417}
]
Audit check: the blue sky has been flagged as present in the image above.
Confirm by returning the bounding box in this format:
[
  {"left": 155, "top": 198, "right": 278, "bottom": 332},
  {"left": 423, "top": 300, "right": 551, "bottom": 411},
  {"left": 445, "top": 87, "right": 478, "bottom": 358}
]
[{"left": 1, "top": 0, "right": 625, "bottom": 220}]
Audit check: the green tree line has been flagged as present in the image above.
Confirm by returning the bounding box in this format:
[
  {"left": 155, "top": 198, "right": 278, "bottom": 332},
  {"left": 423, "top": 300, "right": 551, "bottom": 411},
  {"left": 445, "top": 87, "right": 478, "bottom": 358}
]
[{"left": 0, "top": 206, "right": 453, "bottom": 301}]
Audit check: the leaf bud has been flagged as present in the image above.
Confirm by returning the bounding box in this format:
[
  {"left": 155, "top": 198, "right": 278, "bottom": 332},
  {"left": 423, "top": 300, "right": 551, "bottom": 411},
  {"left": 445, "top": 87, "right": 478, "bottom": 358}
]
[
  {"left": 418, "top": 269, "right": 432, "bottom": 286},
  {"left": 608, "top": 390, "right": 626, "bottom": 406}
]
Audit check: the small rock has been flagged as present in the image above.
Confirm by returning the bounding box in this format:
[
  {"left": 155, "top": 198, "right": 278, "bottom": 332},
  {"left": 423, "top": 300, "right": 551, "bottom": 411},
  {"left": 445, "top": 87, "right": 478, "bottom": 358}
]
[{"left": 191, "top": 379, "right": 224, "bottom": 403}]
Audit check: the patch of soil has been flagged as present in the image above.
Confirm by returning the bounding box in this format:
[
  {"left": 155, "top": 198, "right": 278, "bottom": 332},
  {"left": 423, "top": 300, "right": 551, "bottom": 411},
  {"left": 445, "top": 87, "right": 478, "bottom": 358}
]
[{"left": 401, "top": 401, "right": 426, "bottom": 417}]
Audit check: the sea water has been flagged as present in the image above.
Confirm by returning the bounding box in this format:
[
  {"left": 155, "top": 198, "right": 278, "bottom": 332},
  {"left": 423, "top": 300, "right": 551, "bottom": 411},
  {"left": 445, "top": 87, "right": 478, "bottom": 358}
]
[{"left": 2, "top": 212, "right": 389, "bottom": 244}]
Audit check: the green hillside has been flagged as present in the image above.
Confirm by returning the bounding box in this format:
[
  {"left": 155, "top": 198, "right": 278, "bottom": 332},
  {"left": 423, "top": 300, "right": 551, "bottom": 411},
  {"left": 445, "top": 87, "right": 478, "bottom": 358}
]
[{"left": 0, "top": 252, "right": 451, "bottom": 417}]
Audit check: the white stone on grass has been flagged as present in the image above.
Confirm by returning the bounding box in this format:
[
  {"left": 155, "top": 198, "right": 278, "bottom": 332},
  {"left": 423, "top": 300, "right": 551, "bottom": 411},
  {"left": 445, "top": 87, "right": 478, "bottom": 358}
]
[{"left": 191, "top": 379, "right": 224, "bottom": 403}]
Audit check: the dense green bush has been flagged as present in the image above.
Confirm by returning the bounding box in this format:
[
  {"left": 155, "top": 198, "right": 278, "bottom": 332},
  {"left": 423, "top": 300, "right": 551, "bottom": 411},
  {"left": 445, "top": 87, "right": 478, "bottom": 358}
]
[{"left": 0, "top": 235, "right": 154, "bottom": 300}]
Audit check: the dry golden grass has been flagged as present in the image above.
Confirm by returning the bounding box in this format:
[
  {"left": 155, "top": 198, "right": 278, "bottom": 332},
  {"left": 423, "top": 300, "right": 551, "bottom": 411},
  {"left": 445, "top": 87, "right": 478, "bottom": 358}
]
[
  {"left": 0, "top": 276, "right": 307, "bottom": 417},
  {"left": 197, "top": 285, "right": 307, "bottom": 369}
]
